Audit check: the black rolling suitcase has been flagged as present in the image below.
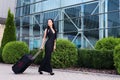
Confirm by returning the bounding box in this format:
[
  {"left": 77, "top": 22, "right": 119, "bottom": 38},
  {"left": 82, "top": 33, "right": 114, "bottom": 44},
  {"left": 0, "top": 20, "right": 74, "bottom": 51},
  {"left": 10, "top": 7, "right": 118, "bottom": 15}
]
[{"left": 12, "top": 49, "right": 41, "bottom": 74}]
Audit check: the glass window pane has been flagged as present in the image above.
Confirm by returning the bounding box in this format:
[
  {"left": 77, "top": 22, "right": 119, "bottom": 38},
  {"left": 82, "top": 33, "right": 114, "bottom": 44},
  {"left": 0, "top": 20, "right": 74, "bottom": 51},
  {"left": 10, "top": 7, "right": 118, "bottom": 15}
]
[
  {"left": 15, "top": 18, "right": 20, "bottom": 27},
  {"left": 84, "top": 15, "right": 99, "bottom": 29},
  {"left": 108, "top": 0, "right": 119, "bottom": 11},
  {"left": 17, "top": 0, "right": 21, "bottom": 7},
  {"left": 22, "top": 16, "right": 30, "bottom": 26},
  {"left": 22, "top": 25, "right": 29, "bottom": 46},
  {"left": 84, "top": 2, "right": 98, "bottom": 16},
  {"left": 108, "top": 11, "right": 120, "bottom": 37},
  {"left": 16, "top": 8, "right": 21, "bottom": 17},
  {"left": 65, "top": 6, "right": 81, "bottom": 19},
  {"left": 22, "top": 5, "right": 30, "bottom": 16}
]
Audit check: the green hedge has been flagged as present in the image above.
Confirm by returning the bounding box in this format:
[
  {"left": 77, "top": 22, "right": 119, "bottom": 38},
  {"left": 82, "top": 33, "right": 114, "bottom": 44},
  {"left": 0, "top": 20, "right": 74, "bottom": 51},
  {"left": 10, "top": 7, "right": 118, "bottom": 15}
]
[
  {"left": 2, "top": 41, "right": 29, "bottom": 64},
  {"left": 95, "top": 37, "right": 118, "bottom": 50},
  {"left": 114, "top": 44, "right": 120, "bottom": 74},
  {"left": 52, "top": 39, "right": 78, "bottom": 68},
  {"left": 0, "top": 47, "right": 2, "bottom": 62},
  {"left": 30, "top": 49, "right": 44, "bottom": 64},
  {"left": 78, "top": 49, "right": 114, "bottom": 69}
]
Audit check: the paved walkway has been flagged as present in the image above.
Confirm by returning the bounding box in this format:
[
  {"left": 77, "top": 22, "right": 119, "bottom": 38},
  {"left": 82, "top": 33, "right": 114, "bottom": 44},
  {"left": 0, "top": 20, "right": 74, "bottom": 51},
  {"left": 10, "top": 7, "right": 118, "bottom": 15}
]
[{"left": 0, "top": 63, "right": 120, "bottom": 80}]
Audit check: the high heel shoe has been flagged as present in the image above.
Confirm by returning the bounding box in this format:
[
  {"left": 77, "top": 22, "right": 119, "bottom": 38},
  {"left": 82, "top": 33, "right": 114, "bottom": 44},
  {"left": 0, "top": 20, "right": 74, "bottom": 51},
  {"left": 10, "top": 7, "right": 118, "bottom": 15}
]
[
  {"left": 39, "top": 71, "right": 43, "bottom": 74},
  {"left": 50, "top": 72, "right": 54, "bottom": 75}
]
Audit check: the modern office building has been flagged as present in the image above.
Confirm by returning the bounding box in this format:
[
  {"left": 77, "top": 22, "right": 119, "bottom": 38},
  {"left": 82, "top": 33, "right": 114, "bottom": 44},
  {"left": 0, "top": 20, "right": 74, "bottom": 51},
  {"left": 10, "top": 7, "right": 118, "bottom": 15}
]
[
  {"left": 0, "top": 0, "right": 16, "bottom": 46},
  {"left": 15, "top": 0, "right": 120, "bottom": 50}
]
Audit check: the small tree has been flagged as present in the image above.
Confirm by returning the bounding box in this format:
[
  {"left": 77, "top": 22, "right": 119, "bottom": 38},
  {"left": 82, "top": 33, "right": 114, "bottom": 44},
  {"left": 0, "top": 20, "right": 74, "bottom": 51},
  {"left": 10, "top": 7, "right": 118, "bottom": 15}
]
[{"left": 1, "top": 9, "right": 16, "bottom": 49}]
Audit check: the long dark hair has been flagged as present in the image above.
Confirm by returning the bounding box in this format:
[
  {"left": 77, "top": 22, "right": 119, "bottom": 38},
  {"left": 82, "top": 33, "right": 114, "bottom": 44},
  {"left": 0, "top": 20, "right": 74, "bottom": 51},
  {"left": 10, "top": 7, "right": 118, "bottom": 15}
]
[
  {"left": 46, "top": 19, "right": 57, "bottom": 38},
  {"left": 47, "top": 19, "right": 56, "bottom": 32}
]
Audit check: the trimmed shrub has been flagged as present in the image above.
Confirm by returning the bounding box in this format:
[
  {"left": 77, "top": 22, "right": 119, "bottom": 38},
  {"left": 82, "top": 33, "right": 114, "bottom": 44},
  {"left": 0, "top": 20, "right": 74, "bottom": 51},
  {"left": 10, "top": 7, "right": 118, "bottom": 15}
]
[
  {"left": 95, "top": 37, "right": 118, "bottom": 50},
  {"left": 30, "top": 49, "right": 44, "bottom": 64},
  {"left": 114, "top": 44, "right": 120, "bottom": 74},
  {"left": 2, "top": 41, "right": 29, "bottom": 64},
  {"left": 78, "top": 49, "right": 92, "bottom": 68},
  {"left": 1, "top": 9, "right": 16, "bottom": 50},
  {"left": 78, "top": 49, "right": 114, "bottom": 69},
  {"left": 52, "top": 39, "right": 78, "bottom": 68},
  {"left": 115, "top": 38, "right": 120, "bottom": 44}
]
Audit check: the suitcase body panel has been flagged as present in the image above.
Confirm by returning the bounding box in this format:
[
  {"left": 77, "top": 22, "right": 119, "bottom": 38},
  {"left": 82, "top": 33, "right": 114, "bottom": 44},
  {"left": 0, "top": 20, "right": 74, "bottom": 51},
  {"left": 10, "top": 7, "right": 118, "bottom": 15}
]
[{"left": 12, "top": 54, "right": 34, "bottom": 74}]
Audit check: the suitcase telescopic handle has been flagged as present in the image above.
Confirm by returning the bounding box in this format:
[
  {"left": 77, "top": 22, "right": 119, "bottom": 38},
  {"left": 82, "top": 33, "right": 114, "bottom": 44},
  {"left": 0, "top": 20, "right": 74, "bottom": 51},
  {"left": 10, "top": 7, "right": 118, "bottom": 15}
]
[{"left": 32, "top": 49, "right": 42, "bottom": 60}]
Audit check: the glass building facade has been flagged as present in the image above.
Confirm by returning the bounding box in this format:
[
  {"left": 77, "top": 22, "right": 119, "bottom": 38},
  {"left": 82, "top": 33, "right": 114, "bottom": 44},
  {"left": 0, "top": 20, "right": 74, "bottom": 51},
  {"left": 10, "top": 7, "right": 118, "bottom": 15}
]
[{"left": 15, "top": 0, "right": 120, "bottom": 50}]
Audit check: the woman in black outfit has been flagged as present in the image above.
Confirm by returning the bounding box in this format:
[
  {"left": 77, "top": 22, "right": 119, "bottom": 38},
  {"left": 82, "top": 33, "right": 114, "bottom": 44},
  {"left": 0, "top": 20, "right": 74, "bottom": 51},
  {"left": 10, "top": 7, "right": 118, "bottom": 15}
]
[{"left": 38, "top": 19, "right": 57, "bottom": 75}]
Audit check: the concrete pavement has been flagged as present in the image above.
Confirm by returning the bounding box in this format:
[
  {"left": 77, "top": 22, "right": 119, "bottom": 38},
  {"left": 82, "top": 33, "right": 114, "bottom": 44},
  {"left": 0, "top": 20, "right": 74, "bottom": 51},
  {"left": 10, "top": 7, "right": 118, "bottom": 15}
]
[{"left": 0, "top": 63, "right": 120, "bottom": 80}]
